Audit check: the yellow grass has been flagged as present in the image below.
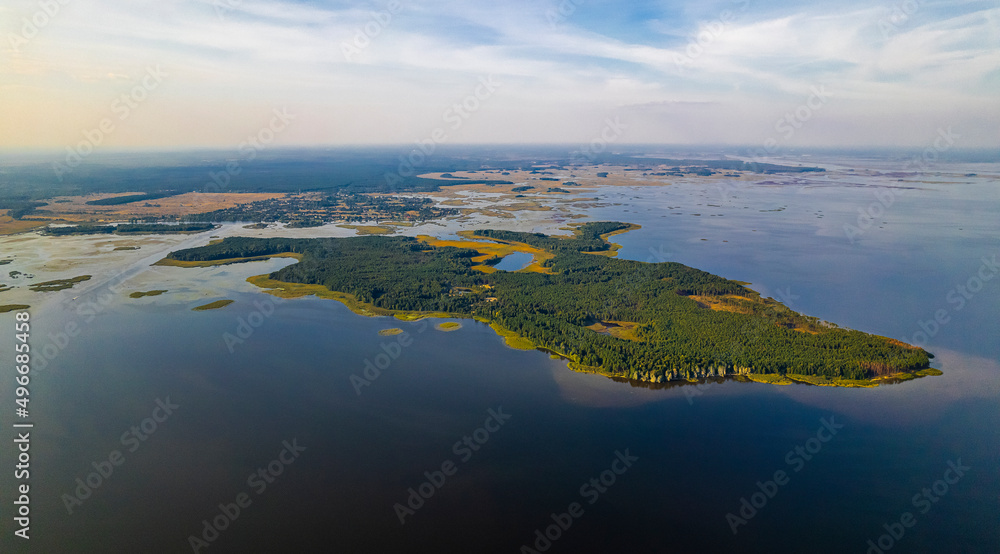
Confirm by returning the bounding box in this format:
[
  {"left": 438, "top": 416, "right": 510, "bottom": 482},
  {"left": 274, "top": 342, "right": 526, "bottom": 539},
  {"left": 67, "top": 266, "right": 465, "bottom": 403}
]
[
  {"left": 435, "top": 321, "right": 462, "bottom": 332},
  {"left": 192, "top": 299, "right": 234, "bottom": 311},
  {"left": 745, "top": 373, "right": 794, "bottom": 385},
  {"left": 417, "top": 232, "right": 556, "bottom": 274},
  {"left": 392, "top": 311, "right": 454, "bottom": 321},
  {"left": 379, "top": 328, "right": 404, "bottom": 336},
  {"left": 488, "top": 322, "right": 537, "bottom": 350},
  {"left": 36, "top": 192, "right": 285, "bottom": 220},
  {"left": 688, "top": 294, "right": 755, "bottom": 314},
  {"left": 28, "top": 275, "right": 92, "bottom": 292},
  {"left": 247, "top": 274, "right": 392, "bottom": 316},
  {"left": 337, "top": 225, "right": 395, "bottom": 235},
  {"left": 129, "top": 290, "right": 168, "bottom": 298},
  {"left": 915, "top": 368, "right": 944, "bottom": 377},
  {"left": 585, "top": 320, "right": 643, "bottom": 341},
  {"left": 0, "top": 213, "right": 46, "bottom": 235}
]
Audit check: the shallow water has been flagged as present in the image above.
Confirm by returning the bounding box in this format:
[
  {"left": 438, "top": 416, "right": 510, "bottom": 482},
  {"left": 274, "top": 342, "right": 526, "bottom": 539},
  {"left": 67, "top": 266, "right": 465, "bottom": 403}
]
[
  {"left": 1, "top": 156, "right": 998, "bottom": 553},
  {"left": 492, "top": 251, "right": 534, "bottom": 272}
]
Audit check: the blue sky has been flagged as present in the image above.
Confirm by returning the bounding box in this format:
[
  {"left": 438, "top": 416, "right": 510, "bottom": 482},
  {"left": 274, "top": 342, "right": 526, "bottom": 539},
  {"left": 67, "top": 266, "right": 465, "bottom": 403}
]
[{"left": 1, "top": 0, "right": 997, "bottom": 149}]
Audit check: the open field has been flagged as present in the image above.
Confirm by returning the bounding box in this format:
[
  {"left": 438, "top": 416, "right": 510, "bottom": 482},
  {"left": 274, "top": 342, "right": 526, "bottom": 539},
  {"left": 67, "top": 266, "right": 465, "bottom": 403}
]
[
  {"left": 336, "top": 224, "right": 395, "bottom": 235},
  {"left": 417, "top": 231, "right": 555, "bottom": 274},
  {"left": 0, "top": 212, "right": 47, "bottom": 235},
  {"left": 30, "top": 192, "right": 285, "bottom": 221}
]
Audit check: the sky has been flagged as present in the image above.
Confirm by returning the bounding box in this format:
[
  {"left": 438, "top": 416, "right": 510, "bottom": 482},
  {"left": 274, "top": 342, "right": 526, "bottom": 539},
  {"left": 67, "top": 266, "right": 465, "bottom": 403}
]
[{"left": 1, "top": 0, "right": 998, "bottom": 151}]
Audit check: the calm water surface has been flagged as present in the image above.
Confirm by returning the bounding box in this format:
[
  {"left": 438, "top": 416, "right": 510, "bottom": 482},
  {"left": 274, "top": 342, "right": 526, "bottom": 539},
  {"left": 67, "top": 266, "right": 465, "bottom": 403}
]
[{"left": 1, "top": 158, "right": 998, "bottom": 553}]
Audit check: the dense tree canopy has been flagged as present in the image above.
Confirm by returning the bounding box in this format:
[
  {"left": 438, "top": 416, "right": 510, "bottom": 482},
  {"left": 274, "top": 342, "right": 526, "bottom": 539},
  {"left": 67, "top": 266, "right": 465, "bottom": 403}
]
[{"left": 168, "top": 222, "right": 929, "bottom": 382}]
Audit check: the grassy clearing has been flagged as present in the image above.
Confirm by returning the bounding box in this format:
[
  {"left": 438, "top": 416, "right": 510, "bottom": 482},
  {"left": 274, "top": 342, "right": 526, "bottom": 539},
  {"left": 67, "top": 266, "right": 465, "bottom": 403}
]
[
  {"left": 585, "top": 320, "right": 643, "bottom": 341},
  {"left": 0, "top": 215, "right": 46, "bottom": 235},
  {"left": 192, "top": 299, "right": 234, "bottom": 311},
  {"left": 566, "top": 361, "right": 609, "bottom": 376},
  {"left": 688, "top": 294, "right": 756, "bottom": 314},
  {"left": 0, "top": 304, "right": 30, "bottom": 313},
  {"left": 28, "top": 275, "right": 92, "bottom": 292},
  {"left": 785, "top": 373, "right": 879, "bottom": 388},
  {"left": 337, "top": 225, "right": 395, "bottom": 235},
  {"left": 155, "top": 252, "right": 302, "bottom": 268},
  {"left": 393, "top": 311, "right": 455, "bottom": 321},
  {"left": 129, "top": 290, "right": 167, "bottom": 298},
  {"left": 488, "top": 322, "right": 536, "bottom": 350},
  {"left": 417, "top": 232, "right": 556, "bottom": 274},
  {"left": 745, "top": 373, "right": 794, "bottom": 385}
]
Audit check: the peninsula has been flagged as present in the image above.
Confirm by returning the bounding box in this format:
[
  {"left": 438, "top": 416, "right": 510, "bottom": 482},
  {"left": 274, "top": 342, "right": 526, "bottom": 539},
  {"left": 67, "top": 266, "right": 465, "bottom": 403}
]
[{"left": 163, "top": 222, "right": 934, "bottom": 387}]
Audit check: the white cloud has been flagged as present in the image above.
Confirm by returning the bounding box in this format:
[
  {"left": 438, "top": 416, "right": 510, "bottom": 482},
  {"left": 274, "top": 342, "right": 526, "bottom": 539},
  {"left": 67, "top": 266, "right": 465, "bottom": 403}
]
[{"left": 0, "top": 0, "right": 996, "bottom": 147}]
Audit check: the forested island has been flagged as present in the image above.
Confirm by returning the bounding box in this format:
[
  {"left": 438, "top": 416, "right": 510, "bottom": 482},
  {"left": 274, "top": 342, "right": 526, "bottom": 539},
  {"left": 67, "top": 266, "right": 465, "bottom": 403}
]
[
  {"left": 44, "top": 222, "right": 216, "bottom": 235},
  {"left": 164, "top": 222, "right": 934, "bottom": 387}
]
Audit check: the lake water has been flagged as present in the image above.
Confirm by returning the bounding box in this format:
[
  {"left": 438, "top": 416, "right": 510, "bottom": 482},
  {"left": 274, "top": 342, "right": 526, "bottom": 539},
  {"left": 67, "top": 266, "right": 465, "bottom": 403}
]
[
  {"left": 1, "top": 156, "right": 999, "bottom": 553},
  {"left": 493, "top": 252, "right": 534, "bottom": 272}
]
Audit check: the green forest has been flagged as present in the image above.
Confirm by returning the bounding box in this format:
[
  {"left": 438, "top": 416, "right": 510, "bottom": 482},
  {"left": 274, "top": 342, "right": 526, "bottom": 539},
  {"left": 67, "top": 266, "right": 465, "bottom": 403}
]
[
  {"left": 166, "top": 222, "right": 930, "bottom": 383},
  {"left": 44, "top": 222, "right": 215, "bottom": 235}
]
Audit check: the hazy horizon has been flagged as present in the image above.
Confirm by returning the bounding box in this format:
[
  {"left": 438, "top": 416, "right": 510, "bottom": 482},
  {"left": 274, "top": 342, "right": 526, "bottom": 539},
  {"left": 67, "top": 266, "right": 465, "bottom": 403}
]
[{"left": 2, "top": 0, "right": 997, "bottom": 150}]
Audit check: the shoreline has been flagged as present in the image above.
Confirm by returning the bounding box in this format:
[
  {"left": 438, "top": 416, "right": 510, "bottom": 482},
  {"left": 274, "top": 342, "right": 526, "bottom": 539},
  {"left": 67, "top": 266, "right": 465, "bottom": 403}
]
[{"left": 242, "top": 265, "right": 937, "bottom": 389}]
